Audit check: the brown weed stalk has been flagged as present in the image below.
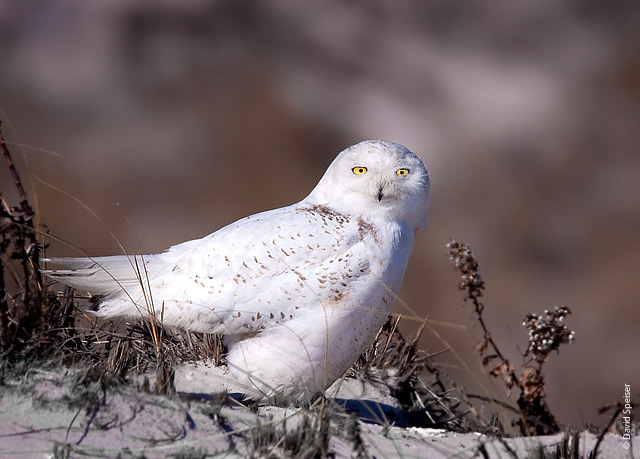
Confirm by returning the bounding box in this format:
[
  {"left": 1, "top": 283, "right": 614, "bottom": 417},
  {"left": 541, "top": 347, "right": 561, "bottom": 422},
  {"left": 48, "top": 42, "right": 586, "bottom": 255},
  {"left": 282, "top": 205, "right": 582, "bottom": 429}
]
[
  {"left": 0, "top": 121, "right": 52, "bottom": 358},
  {"left": 447, "top": 240, "right": 575, "bottom": 435}
]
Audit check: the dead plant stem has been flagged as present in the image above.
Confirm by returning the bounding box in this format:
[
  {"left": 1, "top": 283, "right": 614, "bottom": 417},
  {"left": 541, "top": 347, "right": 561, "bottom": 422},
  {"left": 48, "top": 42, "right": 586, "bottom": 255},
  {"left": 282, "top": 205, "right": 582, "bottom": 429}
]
[{"left": 0, "top": 121, "right": 33, "bottom": 220}]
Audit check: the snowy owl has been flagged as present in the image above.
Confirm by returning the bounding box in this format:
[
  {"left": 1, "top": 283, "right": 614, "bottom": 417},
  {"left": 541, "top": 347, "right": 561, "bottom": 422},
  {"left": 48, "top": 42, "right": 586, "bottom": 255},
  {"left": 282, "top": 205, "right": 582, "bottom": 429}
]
[{"left": 46, "top": 140, "right": 430, "bottom": 400}]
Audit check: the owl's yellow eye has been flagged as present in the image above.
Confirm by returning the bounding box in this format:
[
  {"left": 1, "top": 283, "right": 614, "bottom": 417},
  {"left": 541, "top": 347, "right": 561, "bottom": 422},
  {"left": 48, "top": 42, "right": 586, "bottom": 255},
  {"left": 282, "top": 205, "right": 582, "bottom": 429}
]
[
  {"left": 396, "top": 168, "right": 410, "bottom": 176},
  {"left": 352, "top": 166, "right": 367, "bottom": 175}
]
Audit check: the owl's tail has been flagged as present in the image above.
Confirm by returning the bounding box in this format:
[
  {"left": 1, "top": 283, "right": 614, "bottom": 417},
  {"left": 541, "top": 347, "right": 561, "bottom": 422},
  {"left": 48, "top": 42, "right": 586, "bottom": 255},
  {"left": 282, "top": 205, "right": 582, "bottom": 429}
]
[{"left": 43, "top": 254, "right": 162, "bottom": 319}]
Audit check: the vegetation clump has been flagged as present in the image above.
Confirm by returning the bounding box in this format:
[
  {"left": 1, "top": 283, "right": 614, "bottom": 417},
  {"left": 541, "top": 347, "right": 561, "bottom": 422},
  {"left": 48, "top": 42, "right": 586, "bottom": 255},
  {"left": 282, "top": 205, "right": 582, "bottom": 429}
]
[{"left": 448, "top": 240, "right": 576, "bottom": 435}]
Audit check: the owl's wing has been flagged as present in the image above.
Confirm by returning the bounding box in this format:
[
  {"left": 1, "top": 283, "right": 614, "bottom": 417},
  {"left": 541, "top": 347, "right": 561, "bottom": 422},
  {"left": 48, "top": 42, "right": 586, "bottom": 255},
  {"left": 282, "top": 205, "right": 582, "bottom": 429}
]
[
  {"left": 53, "top": 203, "right": 381, "bottom": 336},
  {"left": 157, "top": 203, "right": 381, "bottom": 335}
]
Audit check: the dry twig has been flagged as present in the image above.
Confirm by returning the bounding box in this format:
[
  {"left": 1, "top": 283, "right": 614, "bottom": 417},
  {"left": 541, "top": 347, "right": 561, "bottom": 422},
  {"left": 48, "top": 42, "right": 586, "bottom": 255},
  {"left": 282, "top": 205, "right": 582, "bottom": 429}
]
[{"left": 447, "top": 240, "right": 575, "bottom": 435}]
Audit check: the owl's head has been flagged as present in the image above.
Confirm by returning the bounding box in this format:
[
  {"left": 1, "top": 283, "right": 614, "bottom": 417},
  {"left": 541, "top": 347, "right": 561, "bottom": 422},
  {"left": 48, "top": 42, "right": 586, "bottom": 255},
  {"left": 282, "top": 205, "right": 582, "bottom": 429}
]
[{"left": 305, "top": 140, "right": 431, "bottom": 231}]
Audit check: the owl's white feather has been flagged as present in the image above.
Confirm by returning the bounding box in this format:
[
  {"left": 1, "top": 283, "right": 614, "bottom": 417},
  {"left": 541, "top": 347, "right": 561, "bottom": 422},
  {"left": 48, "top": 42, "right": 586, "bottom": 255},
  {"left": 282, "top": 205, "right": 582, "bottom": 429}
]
[{"left": 45, "top": 140, "right": 430, "bottom": 400}]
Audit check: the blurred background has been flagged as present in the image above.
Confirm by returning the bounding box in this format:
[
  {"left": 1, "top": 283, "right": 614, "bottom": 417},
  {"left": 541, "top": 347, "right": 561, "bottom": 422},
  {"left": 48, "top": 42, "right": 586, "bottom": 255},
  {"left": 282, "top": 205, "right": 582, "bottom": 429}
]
[{"left": 1, "top": 0, "right": 638, "bottom": 427}]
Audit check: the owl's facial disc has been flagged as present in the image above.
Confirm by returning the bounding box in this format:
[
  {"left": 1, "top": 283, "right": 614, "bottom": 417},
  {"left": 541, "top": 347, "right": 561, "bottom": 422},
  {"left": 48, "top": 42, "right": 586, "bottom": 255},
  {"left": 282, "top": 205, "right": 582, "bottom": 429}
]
[
  {"left": 349, "top": 165, "right": 412, "bottom": 203},
  {"left": 304, "top": 140, "right": 430, "bottom": 231}
]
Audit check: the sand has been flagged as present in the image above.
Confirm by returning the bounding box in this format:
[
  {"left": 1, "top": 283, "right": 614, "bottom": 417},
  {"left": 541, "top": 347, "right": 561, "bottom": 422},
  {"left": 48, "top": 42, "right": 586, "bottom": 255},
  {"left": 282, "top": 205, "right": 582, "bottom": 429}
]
[{"left": 0, "top": 364, "right": 635, "bottom": 458}]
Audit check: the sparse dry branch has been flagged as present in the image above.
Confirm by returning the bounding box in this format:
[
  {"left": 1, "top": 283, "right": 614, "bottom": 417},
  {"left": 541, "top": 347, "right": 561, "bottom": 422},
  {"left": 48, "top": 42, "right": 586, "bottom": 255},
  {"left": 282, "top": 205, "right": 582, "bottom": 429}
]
[
  {"left": 1, "top": 121, "right": 34, "bottom": 220},
  {"left": 1, "top": 122, "right": 49, "bottom": 357},
  {"left": 447, "top": 240, "right": 576, "bottom": 435}
]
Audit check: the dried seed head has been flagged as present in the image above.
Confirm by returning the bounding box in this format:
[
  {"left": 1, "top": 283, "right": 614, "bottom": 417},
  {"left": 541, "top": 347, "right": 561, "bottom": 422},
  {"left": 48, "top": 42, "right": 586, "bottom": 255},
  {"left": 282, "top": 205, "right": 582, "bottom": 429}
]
[
  {"left": 447, "top": 240, "right": 485, "bottom": 301},
  {"left": 523, "top": 306, "right": 575, "bottom": 362}
]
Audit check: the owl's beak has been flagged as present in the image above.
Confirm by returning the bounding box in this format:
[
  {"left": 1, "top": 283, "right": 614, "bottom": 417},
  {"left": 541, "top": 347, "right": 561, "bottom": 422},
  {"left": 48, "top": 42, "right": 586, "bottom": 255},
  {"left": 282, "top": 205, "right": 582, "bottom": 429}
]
[{"left": 377, "top": 186, "right": 384, "bottom": 201}]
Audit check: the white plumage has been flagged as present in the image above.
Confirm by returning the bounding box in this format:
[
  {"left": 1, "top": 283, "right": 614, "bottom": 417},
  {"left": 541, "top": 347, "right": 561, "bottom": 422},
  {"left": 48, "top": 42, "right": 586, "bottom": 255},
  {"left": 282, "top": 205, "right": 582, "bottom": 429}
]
[{"left": 46, "top": 140, "right": 430, "bottom": 400}]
